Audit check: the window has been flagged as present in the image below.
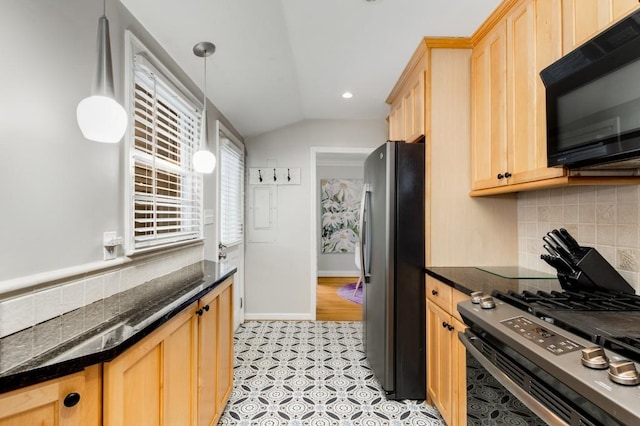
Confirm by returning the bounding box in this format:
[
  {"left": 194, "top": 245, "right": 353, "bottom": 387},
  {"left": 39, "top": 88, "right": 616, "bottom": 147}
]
[
  {"left": 219, "top": 134, "right": 244, "bottom": 246},
  {"left": 126, "top": 34, "right": 203, "bottom": 252}
]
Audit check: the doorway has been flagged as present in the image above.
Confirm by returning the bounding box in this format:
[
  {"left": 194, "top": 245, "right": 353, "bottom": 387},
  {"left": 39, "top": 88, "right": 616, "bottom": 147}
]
[{"left": 309, "top": 147, "right": 373, "bottom": 320}]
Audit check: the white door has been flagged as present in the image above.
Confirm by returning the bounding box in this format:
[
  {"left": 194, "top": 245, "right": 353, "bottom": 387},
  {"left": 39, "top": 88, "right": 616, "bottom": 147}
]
[{"left": 216, "top": 121, "right": 245, "bottom": 330}]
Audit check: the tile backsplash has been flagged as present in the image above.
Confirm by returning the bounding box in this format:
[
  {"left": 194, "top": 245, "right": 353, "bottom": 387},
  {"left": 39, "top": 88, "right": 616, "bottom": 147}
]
[
  {"left": 518, "top": 185, "right": 640, "bottom": 293},
  {"left": 0, "top": 244, "right": 203, "bottom": 339}
]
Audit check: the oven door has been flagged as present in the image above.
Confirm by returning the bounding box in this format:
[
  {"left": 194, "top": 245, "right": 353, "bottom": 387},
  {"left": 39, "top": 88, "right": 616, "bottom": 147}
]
[
  {"left": 460, "top": 330, "right": 560, "bottom": 425},
  {"left": 459, "top": 329, "right": 622, "bottom": 426}
]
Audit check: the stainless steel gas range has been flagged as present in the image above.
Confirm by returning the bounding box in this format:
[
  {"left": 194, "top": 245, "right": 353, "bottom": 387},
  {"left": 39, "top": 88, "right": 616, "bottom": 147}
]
[{"left": 458, "top": 289, "right": 640, "bottom": 426}]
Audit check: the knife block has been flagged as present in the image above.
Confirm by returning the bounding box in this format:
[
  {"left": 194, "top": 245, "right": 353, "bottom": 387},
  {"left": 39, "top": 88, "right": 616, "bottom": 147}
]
[{"left": 557, "top": 248, "right": 635, "bottom": 294}]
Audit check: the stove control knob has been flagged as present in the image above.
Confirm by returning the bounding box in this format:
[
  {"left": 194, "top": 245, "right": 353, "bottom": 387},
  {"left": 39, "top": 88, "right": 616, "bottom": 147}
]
[
  {"left": 480, "top": 295, "right": 496, "bottom": 310},
  {"left": 470, "top": 291, "right": 484, "bottom": 304},
  {"left": 608, "top": 361, "right": 640, "bottom": 386},
  {"left": 581, "top": 347, "right": 609, "bottom": 369}
]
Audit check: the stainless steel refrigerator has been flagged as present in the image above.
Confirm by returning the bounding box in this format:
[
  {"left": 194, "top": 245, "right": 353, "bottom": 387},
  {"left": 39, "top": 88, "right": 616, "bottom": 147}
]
[{"left": 359, "top": 140, "right": 425, "bottom": 400}]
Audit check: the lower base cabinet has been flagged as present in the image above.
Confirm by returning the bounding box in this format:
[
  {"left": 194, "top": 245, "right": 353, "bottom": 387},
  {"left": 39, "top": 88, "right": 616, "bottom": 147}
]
[
  {"left": 426, "top": 277, "right": 468, "bottom": 426},
  {"left": 104, "top": 277, "right": 233, "bottom": 426},
  {"left": 0, "top": 365, "right": 102, "bottom": 426},
  {"left": 0, "top": 278, "right": 234, "bottom": 426}
]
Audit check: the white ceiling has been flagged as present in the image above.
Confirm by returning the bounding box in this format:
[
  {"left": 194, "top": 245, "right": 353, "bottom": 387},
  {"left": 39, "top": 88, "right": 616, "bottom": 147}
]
[{"left": 120, "top": 0, "right": 501, "bottom": 138}]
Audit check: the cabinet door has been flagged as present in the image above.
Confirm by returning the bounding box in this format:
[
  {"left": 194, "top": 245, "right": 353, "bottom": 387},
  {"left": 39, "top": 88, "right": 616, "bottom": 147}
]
[
  {"left": 0, "top": 372, "right": 85, "bottom": 426},
  {"left": 388, "top": 101, "right": 404, "bottom": 141},
  {"left": 198, "top": 290, "right": 219, "bottom": 426},
  {"left": 452, "top": 317, "right": 468, "bottom": 426},
  {"left": 471, "top": 21, "right": 508, "bottom": 190},
  {"left": 506, "top": 0, "right": 565, "bottom": 185},
  {"left": 404, "top": 71, "right": 425, "bottom": 143},
  {"left": 198, "top": 278, "right": 234, "bottom": 426},
  {"left": 426, "top": 301, "right": 453, "bottom": 425},
  {"left": 562, "top": 0, "right": 640, "bottom": 54},
  {"left": 216, "top": 283, "right": 234, "bottom": 412},
  {"left": 104, "top": 303, "right": 198, "bottom": 426}
]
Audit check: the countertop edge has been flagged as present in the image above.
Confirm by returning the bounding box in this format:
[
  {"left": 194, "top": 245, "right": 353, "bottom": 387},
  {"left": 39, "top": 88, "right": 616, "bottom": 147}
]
[{"left": 0, "top": 264, "right": 236, "bottom": 394}]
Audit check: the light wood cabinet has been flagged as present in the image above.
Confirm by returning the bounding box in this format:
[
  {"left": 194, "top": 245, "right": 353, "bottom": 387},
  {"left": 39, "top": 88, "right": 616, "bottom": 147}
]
[
  {"left": 386, "top": 50, "right": 426, "bottom": 143},
  {"left": 104, "top": 277, "right": 234, "bottom": 426},
  {"left": 470, "top": 0, "right": 640, "bottom": 196},
  {"left": 562, "top": 0, "right": 640, "bottom": 54},
  {"left": 0, "top": 365, "right": 101, "bottom": 426},
  {"left": 471, "top": 21, "right": 508, "bottom": 190},
  {"left": 103, "top": 303, "right": 199, "bottom": 426},
  {"left": 426, "top": 276, "right": 468, "bottom": 426},
  {"left": 472, "top": 0, "right": 565, "bottom": 192},
  {"left": 197, "top": 280, "right": 233, "bottom": 426}
]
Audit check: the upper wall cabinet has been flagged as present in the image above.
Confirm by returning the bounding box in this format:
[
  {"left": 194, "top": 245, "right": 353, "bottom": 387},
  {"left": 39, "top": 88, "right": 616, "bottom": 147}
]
[
  {"left": 562, "top": 0, "right": 640, "bottom": 54},
  {"left": 471, "top": 0, "right": 565, "bottom": 192},
  {"left": 387, "top": 48, "right": 426, "bottom": 143},
  {"left": 470, "top": 0, "right": 640, "bottom": 196}
]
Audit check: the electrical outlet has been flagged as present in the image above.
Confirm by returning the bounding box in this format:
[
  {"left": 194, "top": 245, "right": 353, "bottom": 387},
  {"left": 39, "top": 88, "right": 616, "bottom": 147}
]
[{"left": 103, "top": 231, "right": 118, "bottom": 260}]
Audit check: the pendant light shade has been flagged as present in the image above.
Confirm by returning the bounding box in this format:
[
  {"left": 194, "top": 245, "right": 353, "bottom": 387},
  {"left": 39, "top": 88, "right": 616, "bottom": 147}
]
[
  {"left": 77, "top": 7, "right": 128, "bottom": 143},
  {"left": 192, "top": 42, "right": 216, "bottom": 174}
]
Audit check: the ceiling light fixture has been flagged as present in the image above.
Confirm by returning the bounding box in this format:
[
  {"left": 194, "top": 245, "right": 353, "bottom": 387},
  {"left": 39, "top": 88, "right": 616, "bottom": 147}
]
[
  {"left": 76, "top": 0, "right": 128, "bottom": 143},
  {"left": 342, "top": 92, "right": 354, "bottom": 99},
  {"left": 192, "top": 41, "right": 217, "bottom": 174}
]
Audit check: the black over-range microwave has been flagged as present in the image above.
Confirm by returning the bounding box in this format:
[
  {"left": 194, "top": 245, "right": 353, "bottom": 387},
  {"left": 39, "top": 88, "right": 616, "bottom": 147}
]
[{"left": 540, "top": 8, "right": 640, "bottom": 170}]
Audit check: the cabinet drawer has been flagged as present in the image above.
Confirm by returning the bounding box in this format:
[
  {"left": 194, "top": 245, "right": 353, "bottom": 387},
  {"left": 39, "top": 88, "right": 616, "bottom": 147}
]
[
  {"left": 426, "top": 276, "right": 453, "bottom": 311},
  {"left": 451, "top": 289, "right": 470, "bottom": 323}
]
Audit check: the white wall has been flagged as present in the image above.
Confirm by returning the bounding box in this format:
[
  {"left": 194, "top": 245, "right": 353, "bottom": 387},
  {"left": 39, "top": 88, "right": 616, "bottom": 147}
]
[
  {"left": 244, "top": 119, "right": 385, "bottom": 319},
  {"left": 0, "top": 1, "right": 240, "bottom": 289},
  {"left": 317, "top": 164, "right": 364, "bottom": 275}
]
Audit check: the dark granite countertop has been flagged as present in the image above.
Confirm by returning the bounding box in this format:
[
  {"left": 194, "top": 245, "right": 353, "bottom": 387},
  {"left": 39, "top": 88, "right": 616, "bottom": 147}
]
[
  {"left": 0, "top": 260, "right": 236, "bottom": 394},
  {"left": 425, "top": 266, "right": 563, "bottom": 297}
]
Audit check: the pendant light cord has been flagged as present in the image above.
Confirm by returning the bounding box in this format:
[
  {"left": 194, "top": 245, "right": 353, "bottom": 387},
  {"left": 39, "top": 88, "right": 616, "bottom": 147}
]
[
  {"left": 102, "top": 0, "right": 106, "bottom": 17},
  {"left": 202, "top": 51, "right": 208, "bottom": 114}
]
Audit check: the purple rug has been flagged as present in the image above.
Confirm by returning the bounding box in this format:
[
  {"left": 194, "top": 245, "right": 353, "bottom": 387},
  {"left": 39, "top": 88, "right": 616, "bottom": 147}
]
[{"left": 337, "top": 282, "right": 363, "bottom": 305}]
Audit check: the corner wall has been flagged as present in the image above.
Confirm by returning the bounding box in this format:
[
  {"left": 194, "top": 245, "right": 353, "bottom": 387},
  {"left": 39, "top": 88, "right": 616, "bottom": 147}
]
[{"left": 244, "top": 119, "right": 385, "bottom": 319}]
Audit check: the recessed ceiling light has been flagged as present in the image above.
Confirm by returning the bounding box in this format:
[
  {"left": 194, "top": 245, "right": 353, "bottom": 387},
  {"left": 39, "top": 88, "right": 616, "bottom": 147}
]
[{"left": 342, "top": 92, "right": 354, "bottom": 99}]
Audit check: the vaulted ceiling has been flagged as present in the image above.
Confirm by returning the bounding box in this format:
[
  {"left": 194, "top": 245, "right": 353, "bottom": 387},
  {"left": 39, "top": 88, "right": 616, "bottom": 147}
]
[{"left": 120, "top": 0, "right": 501, "bottom": 137}]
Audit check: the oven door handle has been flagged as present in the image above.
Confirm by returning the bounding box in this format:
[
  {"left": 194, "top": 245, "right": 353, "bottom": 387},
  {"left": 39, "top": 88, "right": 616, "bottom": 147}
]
[{"left": 459, "top": 331, "right": 568, "bottom": 426}]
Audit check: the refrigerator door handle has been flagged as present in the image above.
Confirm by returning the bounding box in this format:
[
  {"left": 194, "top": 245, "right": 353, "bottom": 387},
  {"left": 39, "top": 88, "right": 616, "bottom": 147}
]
[{"left": 359, "top": 184, "right": 371, "bottom": 282}]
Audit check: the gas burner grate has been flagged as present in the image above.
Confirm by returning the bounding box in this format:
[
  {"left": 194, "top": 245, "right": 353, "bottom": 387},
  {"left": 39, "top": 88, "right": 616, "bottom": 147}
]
[{"left": 494, "top": 289, "right": 640, "bottom": 312}]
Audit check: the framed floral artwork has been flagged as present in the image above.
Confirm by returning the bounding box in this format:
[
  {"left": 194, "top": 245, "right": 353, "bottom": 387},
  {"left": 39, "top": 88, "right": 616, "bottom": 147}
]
[{"left": 320, "top": 178, "right": 363, "bottom": 253}]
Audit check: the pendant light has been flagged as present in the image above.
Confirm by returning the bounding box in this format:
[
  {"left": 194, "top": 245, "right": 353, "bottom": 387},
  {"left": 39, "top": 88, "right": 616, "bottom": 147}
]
[
  {"left": 192, "top": 42, "right": 216, "bottom": 174},
  {"left": 76, "top": 0, "right": 128, "bottom": 143}
]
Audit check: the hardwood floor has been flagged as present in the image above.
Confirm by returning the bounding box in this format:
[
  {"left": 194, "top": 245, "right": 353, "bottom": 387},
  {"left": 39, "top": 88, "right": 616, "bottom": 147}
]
[{"left": 316, "top": 276, "right": 362, "bottom": 321}]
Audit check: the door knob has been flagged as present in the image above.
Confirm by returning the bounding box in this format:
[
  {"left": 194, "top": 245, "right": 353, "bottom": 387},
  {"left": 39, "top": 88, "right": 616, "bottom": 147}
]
[
  {"left": 497, "top": 173, "right": 504, "bottom": 180},
  {"left": 504, "top": 172, "right": 512, "bottom": 178}
]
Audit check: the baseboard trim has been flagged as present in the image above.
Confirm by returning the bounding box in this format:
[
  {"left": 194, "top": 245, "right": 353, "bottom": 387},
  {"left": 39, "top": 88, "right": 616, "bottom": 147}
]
[
  {"left": 317, "top": 270, "right": 359, "bottom": 277},
  {"left": 244, "top": 313, "right": 314, "bottom": 321}
]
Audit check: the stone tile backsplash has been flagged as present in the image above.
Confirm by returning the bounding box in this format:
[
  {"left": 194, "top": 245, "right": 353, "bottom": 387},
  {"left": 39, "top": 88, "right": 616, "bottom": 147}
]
[
  {"left": 0, "top": 245, "right": 203, "bottom": 339},
  {"left": 518, "top": 185, "right": 640, "bottom": 293}
]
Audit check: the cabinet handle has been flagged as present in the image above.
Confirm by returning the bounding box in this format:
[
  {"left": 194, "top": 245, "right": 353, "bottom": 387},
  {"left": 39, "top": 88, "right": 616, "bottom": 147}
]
[
  {"left": 196, "top": 308, "right": 204, "bottom": 316},
  {"left": 63, "top": 392, "right": 81, "bottom": 408},
  {"left": 431, "top": 289, "right": 438, "bottom": 296},
  {"left": 497, "top": 173, "right": 504, "bottom": 180},
  {"left": 442, "top": 321, "right": 448, "bottom": 328},
  {"left": 203, "top": 304, "right": 210, "bottom": 312},
  {"left": 504, "top": 172, "right": 512, "bottom": 178},
  {"left": 447, "top": 324, "right": 455, "bottom": 331}
]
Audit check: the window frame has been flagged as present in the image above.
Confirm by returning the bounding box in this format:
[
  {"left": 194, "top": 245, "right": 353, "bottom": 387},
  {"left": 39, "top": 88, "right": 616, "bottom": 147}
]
[{"left": 124, "top": 31, "right": 205, "bottom": 255}]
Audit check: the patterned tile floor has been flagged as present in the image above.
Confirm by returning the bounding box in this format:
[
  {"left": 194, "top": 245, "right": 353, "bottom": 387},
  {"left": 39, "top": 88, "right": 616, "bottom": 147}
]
[{"left": 218, "top": 321, "right": 444, "bottom": 425}]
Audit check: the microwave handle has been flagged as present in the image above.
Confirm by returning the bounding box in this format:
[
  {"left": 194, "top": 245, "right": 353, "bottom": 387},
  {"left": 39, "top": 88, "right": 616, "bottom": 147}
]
[{"left": 459, "top": 331, "right": 568, "bottom": 426}]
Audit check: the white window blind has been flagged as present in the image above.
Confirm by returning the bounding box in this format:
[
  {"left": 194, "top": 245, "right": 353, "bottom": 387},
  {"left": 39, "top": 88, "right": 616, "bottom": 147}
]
[
  {"left": 129, "top": 58, "right": 203, "bottom": 251},
  {"left": 220, "top": 138, "right": 244, "bottom": 246}
]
